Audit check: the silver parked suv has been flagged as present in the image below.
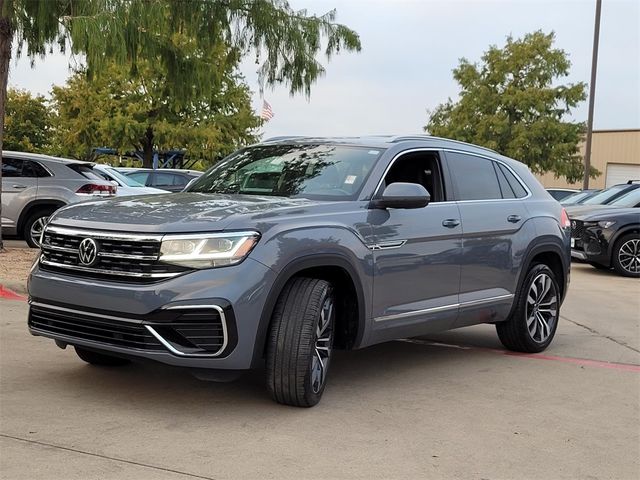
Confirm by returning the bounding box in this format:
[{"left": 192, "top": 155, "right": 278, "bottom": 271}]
[
  {"left": 1, "top": 151, "right": 117, "bottom": 247},
  {"left": 28, "top": 136, "right": 571, "bottom": 407}
]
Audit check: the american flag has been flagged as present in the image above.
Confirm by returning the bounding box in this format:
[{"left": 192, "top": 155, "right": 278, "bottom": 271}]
[{"left": 261, "top": 100, "right": 274, "bottom": 121}]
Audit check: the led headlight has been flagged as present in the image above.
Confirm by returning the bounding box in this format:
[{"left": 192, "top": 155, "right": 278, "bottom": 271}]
[
  {"left": 597, "top": 221, "right": 616, "bottom": 229},
  {"left": 159, "top": 231, "right": 260, "bottom": 269}
]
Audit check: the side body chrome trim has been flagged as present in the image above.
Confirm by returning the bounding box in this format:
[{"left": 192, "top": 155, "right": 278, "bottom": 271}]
[
  {"left": 370, "top": 147, "right": 532, "bottom": 202},
  {"left": 145, "top": 305, "right": 229, "bottom": 357},
  {"left": 374, "top": 293, "right": 514, "bottom": 322},
  {"left": 368, "top": 240, "right": 407, "bottom": 251}
]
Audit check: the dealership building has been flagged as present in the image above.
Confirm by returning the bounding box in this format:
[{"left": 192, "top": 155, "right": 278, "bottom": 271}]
[{"left": 536, "top": 129, "right": 640, "bottom": 189}]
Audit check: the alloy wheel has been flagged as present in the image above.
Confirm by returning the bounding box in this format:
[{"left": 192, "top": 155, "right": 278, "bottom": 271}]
[
  {"left": 30, "top": 216, "right": 48, "bottom": 247},
  {"left": 526, "top": 273, "right": 558, "bottom": 343},
  {"left": 618, "top": 239, "right": 640, "bottom": 274},
  {"left": 311, "top": 296, "right": 334, "bottom": 394}
]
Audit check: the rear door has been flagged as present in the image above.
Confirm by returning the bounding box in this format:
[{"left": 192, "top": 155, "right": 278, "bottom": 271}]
[
  {"left": 1, "top": 157, "right": 40, "bottom": 233},
  {"left": 444, "top": 150, "right": 531, "bottom": 327}
]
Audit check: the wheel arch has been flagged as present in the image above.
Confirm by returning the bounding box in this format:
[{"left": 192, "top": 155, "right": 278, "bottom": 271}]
[
  {"left": 607, "top": 224, "right": 640, "bottom": 260},
  {"left": 515, "top": 240, "right": 569, "bottom": 312},
  {"left": 251, "top": 254, "right": 367, "bottom": 368},
  {"left": 17, "top": 200, "right": 66, "bottom": 237}
]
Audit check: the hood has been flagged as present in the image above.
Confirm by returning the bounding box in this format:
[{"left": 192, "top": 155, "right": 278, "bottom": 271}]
[
  {"left": 565, "top": 204, "right": 614, "bottom": 218},
  {"left": 570, "top": 207, "right": 640, "bottom": 222},
  {"left": 49, "top": 193, "right": 324, "bottom": 233}
]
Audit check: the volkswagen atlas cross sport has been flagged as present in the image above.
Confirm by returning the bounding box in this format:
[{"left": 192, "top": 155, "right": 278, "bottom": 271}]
[{"left": 28, "top": 136, "right": 571, "bottom": 407}]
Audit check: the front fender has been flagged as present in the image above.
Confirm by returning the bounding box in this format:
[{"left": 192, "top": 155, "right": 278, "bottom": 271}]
[{"left": 248, "top": 226, "right": 374, "bottom": 367}]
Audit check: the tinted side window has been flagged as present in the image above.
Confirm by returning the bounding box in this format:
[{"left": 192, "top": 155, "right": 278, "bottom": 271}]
[
  {"left": 128, "top": 172, "right": 150, "bottom": 184},
  {"left": 447, "top": 152, "right": 502, "bottom": 201},
  {"left": 154, "top": 172, "right": 177, "bottom": 187},
  {"left": 494, "top": 163, "right": 516, "bottom": 199},
  {"left": 23, "top": 160, "right": 51, "bottom": 178},
  {"left": 1, "top": 158, "right": 24, "bottom": 177},
  {"left": 498, "top": 164, "right": 528, "bottom": 198}
]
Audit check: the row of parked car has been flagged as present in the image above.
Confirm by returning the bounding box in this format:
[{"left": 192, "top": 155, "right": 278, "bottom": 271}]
[
  {"left": 547, "top": 182, "right": 640, "bottom": 277},
  {"left": 1, "top": 151, "right": 202, "bottom": 246}
]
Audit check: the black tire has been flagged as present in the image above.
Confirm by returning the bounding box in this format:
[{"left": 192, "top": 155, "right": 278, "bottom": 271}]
[
  {"left": 23, "top": 208, "right": 55, "bottom": 248},
  {"left": 496, "top": 263, "right": 560, "bottom": 353},
  {"left": 74, "top": 346, "right": 131, "bottom": 366},
  {"left": 266, "top": 277, "right": 336, "bottom": 407},
  {"left": 589, "top": 262, "right": 610, "bottom": 271},
  {"left": 611, "top": 233, "right": 640, "bottom": 278}
]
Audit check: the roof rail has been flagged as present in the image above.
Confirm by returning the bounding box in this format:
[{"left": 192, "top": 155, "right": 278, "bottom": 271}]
[
  {"left": 390, "top": 134, "right": 499, "bottom": 154},
  {"left": 263, "top": 135, "right": 309, "bottom": 143}
]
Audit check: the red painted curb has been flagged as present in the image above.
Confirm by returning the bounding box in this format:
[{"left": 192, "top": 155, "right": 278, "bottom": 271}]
[{"left": 0, "top": 285, "right": 27, "bottom": 301}]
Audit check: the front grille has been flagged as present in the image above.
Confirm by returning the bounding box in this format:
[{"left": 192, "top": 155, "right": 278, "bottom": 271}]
[
  {"left": 40, "top": 225, "right": 191, "bottom": 281},
  {"left": 29, "top": 303, "right": 164, "bottom": 351},
  {"left": 570, "top": 220, "right": 584, "bottom": 239}
]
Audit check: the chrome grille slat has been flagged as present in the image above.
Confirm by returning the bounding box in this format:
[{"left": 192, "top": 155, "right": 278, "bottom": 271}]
[{"left": 40, "top": 225, "right": 190, "bottom": 281}]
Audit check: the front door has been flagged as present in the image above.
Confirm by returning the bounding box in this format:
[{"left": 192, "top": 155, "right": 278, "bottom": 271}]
[{"left": 368, "top": 150, "right": 462, "bottom": 343}]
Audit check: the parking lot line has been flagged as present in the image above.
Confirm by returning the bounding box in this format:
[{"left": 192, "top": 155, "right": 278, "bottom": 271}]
[{"left": 402, "top": 338, "right": 640, "bottom": 372}]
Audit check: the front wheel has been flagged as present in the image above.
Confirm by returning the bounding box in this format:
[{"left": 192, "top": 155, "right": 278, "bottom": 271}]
[
  {"left": 266, "top": 277, "right": 335, "bottom": 407},
  {"left": 612, "top": 233, "right": 640, "bottom": 277},
  {"left": 496, "top": 263, "right": 560, "bottom": 353}
]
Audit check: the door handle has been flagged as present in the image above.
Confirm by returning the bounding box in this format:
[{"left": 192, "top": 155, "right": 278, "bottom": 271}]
[
  {"left": 507, "top": 215, "right": 522, "bottom": 223},
  {"left": 442, "top": 218, "right": 461, "bottom": 228},
  {"left": 11, "top": 184, "right": 27, "bottom": 189}
]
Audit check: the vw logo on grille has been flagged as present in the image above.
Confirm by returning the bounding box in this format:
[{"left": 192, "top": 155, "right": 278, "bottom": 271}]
[
  {"left": 571, "top": 221, "right": 576, "bottom": 229},
  {"left": 78, "top": 238, "right": 98, "bottom": 266}
]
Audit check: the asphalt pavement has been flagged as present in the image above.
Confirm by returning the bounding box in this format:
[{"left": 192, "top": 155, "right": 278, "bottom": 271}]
[{"left": 0, "top": 263, "right": 638, "bottom": 479}]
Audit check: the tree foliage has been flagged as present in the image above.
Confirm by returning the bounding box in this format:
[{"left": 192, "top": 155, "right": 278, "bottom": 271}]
[
  {"left": 4, "top": 87, "right": 52, "bottom": 152},
  {"left": 51, "top": 60, "right": 260, "bottom": 167},
  {"left": 0, "top": 0, "right": 361, "bottom": 249},
  {"left": 425, "top": 31, "right": 591, "bottom": 182}
]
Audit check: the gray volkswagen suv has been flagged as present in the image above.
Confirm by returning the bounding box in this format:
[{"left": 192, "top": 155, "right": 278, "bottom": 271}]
[{"left": 28, "top": 136, "right": 571, "bottom": 407}]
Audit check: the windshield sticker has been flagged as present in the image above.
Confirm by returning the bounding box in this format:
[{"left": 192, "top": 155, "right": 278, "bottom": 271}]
[{"left": 344, "top": 175, "right": 357, "bottom": 185}]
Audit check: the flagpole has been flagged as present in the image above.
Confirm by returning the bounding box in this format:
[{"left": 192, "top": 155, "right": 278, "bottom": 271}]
[{"left": 583, "top": 0, "right": 602, "bottom": 190}]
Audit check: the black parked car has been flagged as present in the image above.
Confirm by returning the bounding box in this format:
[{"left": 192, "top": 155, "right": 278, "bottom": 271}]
[
  {"left": 566, "top": 181, "right": 640, "bottom": 214},
  {"left": 570, "top": 189, "right": 640, "bottom": 277}
]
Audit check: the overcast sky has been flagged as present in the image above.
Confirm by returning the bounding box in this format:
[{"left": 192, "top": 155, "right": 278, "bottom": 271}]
[{"left": 8, "top": 0, "right": 640, "bottom": 139}]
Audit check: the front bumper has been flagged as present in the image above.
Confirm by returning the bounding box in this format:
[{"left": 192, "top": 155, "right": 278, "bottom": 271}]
[{"left": 28, "top": 257, "right": 277, "bottom": 370}]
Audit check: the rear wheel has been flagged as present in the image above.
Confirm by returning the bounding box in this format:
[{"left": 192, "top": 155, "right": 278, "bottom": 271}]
[
  {"left": 496, "top": 263, "right": 560, "bottom": 353},
  {"left": 612, "top": 233, "right": 640, "bottom": 277},
  {"left": 74, "top": 346, "right": 131, "bottom": 366},
  {"left": 266, "top": 277, "right": 335, "bottom": 407},
  {"left": 23, "top": 208, "right": 55, "bottom": 248}
]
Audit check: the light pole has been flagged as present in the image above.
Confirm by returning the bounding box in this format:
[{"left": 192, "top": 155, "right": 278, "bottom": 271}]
[{"left": 583, "top": 0, "right": 602, "bottom": 190}]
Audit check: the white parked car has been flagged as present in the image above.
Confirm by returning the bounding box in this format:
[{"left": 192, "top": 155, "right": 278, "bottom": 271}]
[{"left": 93, "top": 165, "right": 168, "bottom": 196}]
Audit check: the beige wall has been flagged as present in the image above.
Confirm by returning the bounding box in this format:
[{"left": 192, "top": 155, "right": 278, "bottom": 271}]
[{"left": 535, "top": 129, "right": 640, "bottom": 189}]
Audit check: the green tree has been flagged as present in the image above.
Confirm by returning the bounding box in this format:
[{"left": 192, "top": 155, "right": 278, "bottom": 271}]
[
  {"left": 4, "top": 88, "right": 53, "bottom": 152},
  {"left": 425, "top": 31, "right": 591, "bottom": 182},
  {"left": 0, "top": 0, "right": 361, "bottom": 250},
  {"left": 52, "top": 61, "right": 260, "bottom": 167}
]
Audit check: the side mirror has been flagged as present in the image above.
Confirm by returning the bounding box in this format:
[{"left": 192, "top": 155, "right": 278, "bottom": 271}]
[{"left": 372, "top": 182, "right": 430, "bottom": 209}]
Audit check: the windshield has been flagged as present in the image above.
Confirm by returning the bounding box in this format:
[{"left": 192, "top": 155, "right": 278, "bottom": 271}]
[
  {"left": 561, "top": 190, "right": 598, "bottom": 205},
  {"left": 99, "top": 167, "right": 146, "bottom": 187},
  {"left": 582, "top": 185, "right": 630, "bottom": 205},
  {"left": 187, "top": 144, "right": 383, "bottom": 200},
  {"left": 608, "top": 188, "right": 640, "bottom": 208}
]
